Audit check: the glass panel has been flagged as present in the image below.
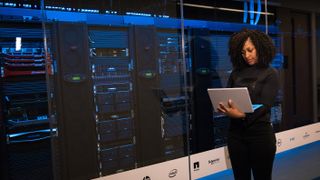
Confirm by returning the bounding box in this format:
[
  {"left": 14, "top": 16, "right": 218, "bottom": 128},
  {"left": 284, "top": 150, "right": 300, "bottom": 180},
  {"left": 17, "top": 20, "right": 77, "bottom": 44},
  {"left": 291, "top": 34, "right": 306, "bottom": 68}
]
[
  {"left": 0, "top": 0, "right": 53, "bottom": 179},
  {"left": 41, "top": 0, "right": 189, "bottom": 179},
  {"left": 183, "top": 0, "right": 280, "bottom": 153},
  {"left": 1, "top": 0, "right": 319, "bottom": 179}
]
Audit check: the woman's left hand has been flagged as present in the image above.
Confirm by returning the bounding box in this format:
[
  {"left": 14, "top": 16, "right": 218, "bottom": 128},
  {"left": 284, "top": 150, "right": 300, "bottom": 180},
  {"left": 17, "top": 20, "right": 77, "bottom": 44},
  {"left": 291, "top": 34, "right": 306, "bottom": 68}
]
[{"left": 217, "top": 99, "right": 246, "bottom": 119}]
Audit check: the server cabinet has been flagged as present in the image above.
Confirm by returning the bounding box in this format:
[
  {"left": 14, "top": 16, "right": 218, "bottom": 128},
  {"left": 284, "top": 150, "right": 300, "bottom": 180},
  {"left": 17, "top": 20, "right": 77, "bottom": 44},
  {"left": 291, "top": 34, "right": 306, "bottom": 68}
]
[
  {"left": 51, "top": 23, "right": 99, "bottom": 180},
  {"left": 190, "top": 29, "right": 214, "bottom": 152},
  {"left": 89, "top": 27, "right": 136, "bottom": 175},
  {"left": 0, "top": 26, "right": 53, "bottom": 180},
  {"left": 157, "top": 31, "right": 188, "bottom": 160},
  {"left": 131, "top": 26, "right": 163, "bottom": 165},
  {"left": 90, "top": 25, "right": 189, "bottom": 174}
]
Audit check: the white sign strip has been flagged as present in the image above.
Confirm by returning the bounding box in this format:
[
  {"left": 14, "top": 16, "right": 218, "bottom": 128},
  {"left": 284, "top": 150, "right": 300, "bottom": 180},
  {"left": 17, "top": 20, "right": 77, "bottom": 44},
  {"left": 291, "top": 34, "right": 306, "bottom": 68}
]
[
  {"left": 275, "top": 122, "right": 320, "bottom": 153},
  {"left": 95, "top": 122, "right": 320, "bottom": 180},
  {"left": 190, "top": 146, "right": 230, "bottom": 180},
  {"left": 94, "top": 156, "right": 189, "bottom": 180}
]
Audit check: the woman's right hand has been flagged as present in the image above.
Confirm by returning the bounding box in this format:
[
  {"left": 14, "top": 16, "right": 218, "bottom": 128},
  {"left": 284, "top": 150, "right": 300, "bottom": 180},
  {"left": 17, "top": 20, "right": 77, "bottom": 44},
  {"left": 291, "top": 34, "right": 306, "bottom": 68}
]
[{"left": 217, "top": 99, "right": 246, "bottom": 119}]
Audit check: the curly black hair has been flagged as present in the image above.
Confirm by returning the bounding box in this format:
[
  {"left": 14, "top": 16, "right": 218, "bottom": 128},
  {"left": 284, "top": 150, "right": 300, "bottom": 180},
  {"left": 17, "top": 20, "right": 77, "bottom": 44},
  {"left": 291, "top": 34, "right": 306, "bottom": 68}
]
[{"left": 228, "top": 28, "right": 276, "bottom": 69}]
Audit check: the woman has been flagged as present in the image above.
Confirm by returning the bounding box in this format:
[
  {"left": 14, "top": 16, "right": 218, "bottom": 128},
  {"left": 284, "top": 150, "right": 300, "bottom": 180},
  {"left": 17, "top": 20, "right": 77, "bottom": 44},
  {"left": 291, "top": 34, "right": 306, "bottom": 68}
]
[{"left": 217, "top": 29, "right": 280, "bottom": 180}]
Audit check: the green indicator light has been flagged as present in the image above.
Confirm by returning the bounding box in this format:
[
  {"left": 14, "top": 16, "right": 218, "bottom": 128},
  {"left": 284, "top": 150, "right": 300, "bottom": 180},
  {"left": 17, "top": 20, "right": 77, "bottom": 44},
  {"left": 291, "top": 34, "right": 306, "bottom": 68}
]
[
  {"left": 201, "top": 69, "right": 208, "bottom": 73},
  {"left": 145, "top": 72, "right": 153, "bottom": 77},
  {"left": 197, "top": 68, "right": 210, "bottom": 75},
  {"left": 72, "top": 76, "right": 81, "bottom": 81}
]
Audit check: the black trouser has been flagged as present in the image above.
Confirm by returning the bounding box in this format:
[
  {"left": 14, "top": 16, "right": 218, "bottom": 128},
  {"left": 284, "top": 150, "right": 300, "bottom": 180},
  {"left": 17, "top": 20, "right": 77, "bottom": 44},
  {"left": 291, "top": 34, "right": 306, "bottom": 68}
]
[{"left": 227, "top": 129, "right": 276, "bottom": 180}]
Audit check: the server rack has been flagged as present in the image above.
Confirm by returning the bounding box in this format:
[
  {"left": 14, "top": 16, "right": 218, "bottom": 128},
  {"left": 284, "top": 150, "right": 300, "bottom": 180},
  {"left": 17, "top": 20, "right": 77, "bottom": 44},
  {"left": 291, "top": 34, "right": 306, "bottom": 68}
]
[
  {"left": 89, "top": 27, "right": 136, "bottom": 175},
  {"left": 87, "top": 26, "right": 189, "bottom": 175},
  {"left": 157, "top": 31, "right": 188, "bottom": 160},
  {"left": 0, "top": 25, "right": 53, "bottom": 180},
  {"left": 50, "top": 23, "right": 99, "bottom": 180},
  {"left": 189, "top": 29, "right": 215, "bottom": 152}
]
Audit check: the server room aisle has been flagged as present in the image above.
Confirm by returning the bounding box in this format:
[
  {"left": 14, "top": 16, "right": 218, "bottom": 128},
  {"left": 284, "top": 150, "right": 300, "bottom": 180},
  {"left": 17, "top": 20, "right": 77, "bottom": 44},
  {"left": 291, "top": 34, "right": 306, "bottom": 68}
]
[{"left": 200, "top": 141, "right": 320, "bottom": 180}]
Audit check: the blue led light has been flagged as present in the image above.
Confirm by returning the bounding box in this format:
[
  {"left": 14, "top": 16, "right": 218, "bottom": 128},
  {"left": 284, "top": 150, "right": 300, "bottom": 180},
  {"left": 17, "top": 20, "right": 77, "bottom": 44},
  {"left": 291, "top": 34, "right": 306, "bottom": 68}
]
[
  {"left": 243, "top": 0, "right": 261, "bottom": 25},
  {"left": 250, "top": 0, "right": 254, "bottom": 24},
  {"left": 126, "top": 12, "right": 152, "bottom": 17},
  {"left": 254, "top": 0, "right": 261, "bottom": 25},
  {"left": 80, "top": 8, "right": 99, "bottom": 13},
  {"left": 22, "top": 4, "right": 31, "bottom": 8},
  {"left": 243, "top": 1, "right": 248, "bottom": 23},
  {"left": 4, "top": 2, "right": 16, "bottom": 7}
]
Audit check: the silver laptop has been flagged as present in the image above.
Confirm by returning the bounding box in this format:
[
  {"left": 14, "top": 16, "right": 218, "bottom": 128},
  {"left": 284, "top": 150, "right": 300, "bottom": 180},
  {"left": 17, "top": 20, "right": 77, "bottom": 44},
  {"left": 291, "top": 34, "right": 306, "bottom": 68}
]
[{"left": 207, "top": 87, "right": 262, "bottom": 113}]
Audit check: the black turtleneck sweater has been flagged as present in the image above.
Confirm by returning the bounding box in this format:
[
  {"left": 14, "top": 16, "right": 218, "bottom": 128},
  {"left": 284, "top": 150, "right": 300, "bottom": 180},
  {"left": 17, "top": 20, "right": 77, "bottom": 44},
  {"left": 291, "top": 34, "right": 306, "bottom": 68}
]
[{"left": 227, "top": 66, "right": 280, "bottom": 134}]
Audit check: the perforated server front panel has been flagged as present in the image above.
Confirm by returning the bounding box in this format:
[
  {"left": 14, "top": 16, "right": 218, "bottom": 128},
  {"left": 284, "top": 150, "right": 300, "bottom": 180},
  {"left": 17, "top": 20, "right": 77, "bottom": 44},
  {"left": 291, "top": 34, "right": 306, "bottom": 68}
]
[{"left": 89, "top": 28, "right": 135, "bottom": 175}]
